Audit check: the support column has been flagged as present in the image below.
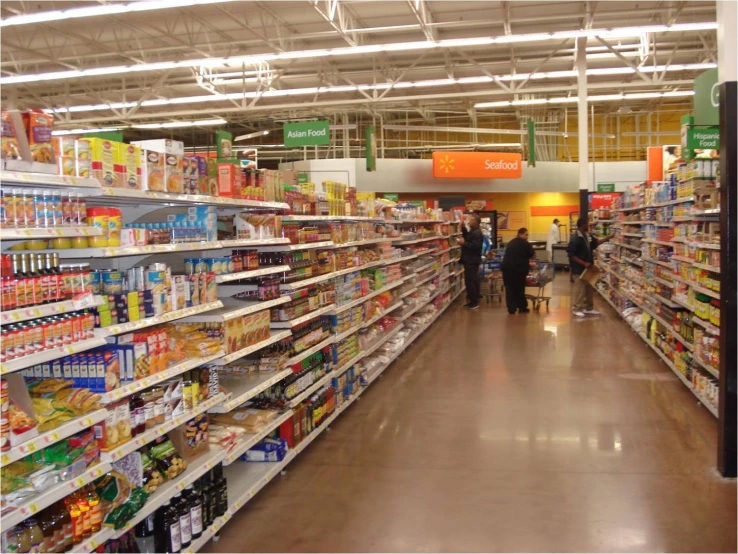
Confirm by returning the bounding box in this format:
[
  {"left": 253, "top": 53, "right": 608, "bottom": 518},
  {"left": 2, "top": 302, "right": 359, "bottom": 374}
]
[
  {"left": 576, "top": 37, "right": 588, "bottom": 226},
  {"left": 717, "top": 0, "right": 737, "bottom": 479}
]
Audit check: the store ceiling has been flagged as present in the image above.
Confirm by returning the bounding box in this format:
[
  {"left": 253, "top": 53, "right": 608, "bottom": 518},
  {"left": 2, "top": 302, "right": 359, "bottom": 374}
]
[{"left": 0, "top": 0, "right": 718, "bottom": 155}]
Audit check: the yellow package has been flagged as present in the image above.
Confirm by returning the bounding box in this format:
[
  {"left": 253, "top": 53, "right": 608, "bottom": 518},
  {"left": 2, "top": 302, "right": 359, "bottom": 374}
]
[
  {"left": 79, "top": 138, "right": 120, "bottom": 187},
  {"left": 116, "top": 143, "right": 141, "bottom": 189}
]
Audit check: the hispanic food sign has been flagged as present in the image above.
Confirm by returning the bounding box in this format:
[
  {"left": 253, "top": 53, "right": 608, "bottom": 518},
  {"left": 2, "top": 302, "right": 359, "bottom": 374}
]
[{"left": 432, "top": 151, "right": 523, "bottom": 179}]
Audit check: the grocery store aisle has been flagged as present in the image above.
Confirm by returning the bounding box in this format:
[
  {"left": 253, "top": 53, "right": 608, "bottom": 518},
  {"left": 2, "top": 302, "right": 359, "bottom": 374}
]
[{"left": 205, "top": 279, "right": 736, "bottom": 553}]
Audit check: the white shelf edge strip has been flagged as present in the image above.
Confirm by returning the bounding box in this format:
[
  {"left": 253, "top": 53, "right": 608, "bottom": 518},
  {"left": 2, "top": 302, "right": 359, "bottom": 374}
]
[
  {"left": 270, "top": 304, "right": 336, "bottom": 328},
  {"left": 1, "top": 336, "right": 108, "bottom": 375},
  {"left": 213, "top": 369, "right": 294, "bottom": 413},
  {"left": 2, "top": 295, "right": 105, "bottom": 325},
  {"left": 223, "top": 410, "right": 295, "bottom": 465},
  {"left": 101, "top": 394, "right": 228, "bottom": 463},
  {"left": 0, "top": 409, "right": 108, "bottom": 467},
  {"left": 100, "top": 352, "right": 225, "bottom": 403},
  {"left": 100, "top": 301, "right": 223, "bottom": 336},
  {"left": 214, "top": 330, "right": 293, "bottom": 365}
]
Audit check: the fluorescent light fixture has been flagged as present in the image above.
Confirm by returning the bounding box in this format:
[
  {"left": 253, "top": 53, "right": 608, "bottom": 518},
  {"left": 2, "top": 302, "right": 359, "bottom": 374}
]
[
  {"left": 234, "top": 130, "right": 270, "bottom": 141},
  {"left": 45, "top": 62, "right": 714, "bottom": 115},
  {"left": 475, "top": 90, "right": 694, "bottom": 108},
  {"left": 131, "top": 119, "right": 227, "bottom": 129},
  {"left": 0, "top": 0, "right": 241, "bottom": 27},
  {"left": 51, "top": 127, "right": 122, "bottom": 136},
  {"left": 1, "top": 23, "right": 717, "bottom": 86}
]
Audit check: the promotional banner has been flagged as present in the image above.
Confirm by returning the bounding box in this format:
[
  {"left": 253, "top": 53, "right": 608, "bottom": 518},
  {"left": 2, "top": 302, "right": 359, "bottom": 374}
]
[
  {"left": 365, "top": 125, "right": 377, "bottom": 172},
  {"left": 432, "top": 151, "right": 522, "bottom": 179},
  {"left": 496, "top": 211, "right": 526, "bottom": 230},
  {"left": 283, "top": 120, "right": 330, "bottom": 147},
  {"left": 693, "top": 68, "right": 719, "bottom": 127},
  {"left": 527, "top": 119, "right": 536, "bottom": 167}
]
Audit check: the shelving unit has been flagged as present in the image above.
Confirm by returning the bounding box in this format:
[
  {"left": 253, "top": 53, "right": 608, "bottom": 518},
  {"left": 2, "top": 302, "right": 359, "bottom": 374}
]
[
  {"left": 595, "top": 162, "right": 722, "bottom": 420},
  {"left": 0, "top": 167, "right": 466, "bottom": 552}
]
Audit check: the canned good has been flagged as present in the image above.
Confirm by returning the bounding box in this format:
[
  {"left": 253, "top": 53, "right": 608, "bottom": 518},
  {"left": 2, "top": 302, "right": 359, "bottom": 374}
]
[{"left": 101, "top": 270, "right": 124, "bottom": 294}]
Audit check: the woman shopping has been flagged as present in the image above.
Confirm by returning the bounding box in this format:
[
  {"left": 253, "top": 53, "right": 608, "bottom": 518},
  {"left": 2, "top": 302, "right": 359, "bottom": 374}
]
[{"left": 501, "top": 227, "right": 536, "bottom": 314}]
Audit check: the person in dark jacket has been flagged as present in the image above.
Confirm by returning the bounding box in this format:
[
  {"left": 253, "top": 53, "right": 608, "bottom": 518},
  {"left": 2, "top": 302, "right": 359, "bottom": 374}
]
[
  {"left": 501, "top": 227, "right": 536, "bottom": 314},
  {"left": 567, "top": 217, "right": 611, "bottom": 317},
  {"left": 459, "top": 214, "right": 483, "bottom": 309}
]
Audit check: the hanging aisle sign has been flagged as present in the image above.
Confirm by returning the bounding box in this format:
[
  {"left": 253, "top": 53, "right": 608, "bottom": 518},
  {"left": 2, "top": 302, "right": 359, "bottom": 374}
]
[
  {"left": 527, "top": 119, "right": 536, "bottom": 167},
  {"left": 365, "top": 125, "right": 377, "bottom": 172},
  {"left": 283, "top": 120, "right": 330, "bottom": 147},
  {"left": 431, "top": 151, "right": 522, "bottom": 179}
]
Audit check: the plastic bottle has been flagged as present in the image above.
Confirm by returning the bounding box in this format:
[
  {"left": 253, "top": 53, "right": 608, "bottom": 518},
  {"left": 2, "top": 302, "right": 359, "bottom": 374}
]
[
  {"left": 65, "top": 498, "right": 83, "bottom": 545},
  {"left": 86, "top": 207, "right": 109, "bottom": 247},
  {"left": 107, "top": 208, "right": 122, "bottom": 247}
]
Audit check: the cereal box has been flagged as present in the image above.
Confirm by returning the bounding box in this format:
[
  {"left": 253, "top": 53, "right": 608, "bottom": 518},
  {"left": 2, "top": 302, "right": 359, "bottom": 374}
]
[
  {"left": 1, "top": 111, "right": 20, "bottom": 160},
  {"left": 197, "top": 156, "right": 209, "bottom": 195}
]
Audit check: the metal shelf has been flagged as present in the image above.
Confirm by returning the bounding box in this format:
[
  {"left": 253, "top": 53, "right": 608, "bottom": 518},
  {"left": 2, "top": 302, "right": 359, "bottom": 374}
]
[
  {"left": 691, "top": 283, "right": 720, "bottom": 300},
  {"left": 100, "top": 300, "right": 223, "bottom": 335},
  {"left": 642, "top": 238, "right": 674, "bottom": 247},
  {"left": 255, "top": 240, "right": 334, "bottom": 252},
  {"left": 693, "top": 262, "right": 720, "bottom": 273},
  {"left": 179, "top": 297, "right": 289, "bottom": 323},
  {"left": 693, "top": 316, "right": 720, "bottom": 336},
  {"left": 395, "top": 235, "right": 445, "bottom": 246},
  {"left": 1, "top": 294, "right": 104, "bottom": 325},
  {"left": 360, "top": 301, "right": 403, "bottom": 329},
  {"left": 222, "top": 410, "right": 295, "bottom": 465},
  {"left": 0, "top": 169, "right": 101, "bottom": 190},
  {"left": 0, "top": 226, "right": 102, "bottom": 240},
  {"left": 214, "top": 330, "right": 293, "bottom": 366},
  {"left": 270, "top": 304, "right": 336, "bottom": 328},
  {"left": 2, "top": 461, "right": 112, "bottom": 528},
  {"left": 287, "top": 369, "right": 336, "bottom": 408},
  {"left": 14, "top": 238, "right": 291, "bottom": 258},
  {"left": 216, "top": 265, "right": 291, "bottom": 283},
  {"left": 213, "top": 370, "right": 294, "bottom": 414},
  {"left": 331, "top": 279, "right": 406, "bottom": 314},
  {"left": 0, "top": 409, "right": 108, "bottom": 467},
  {"left": 100, "top": 352, "right": 225, "bottom": 404},
  {"left": 285, "top": 334, "right": 334, "bottom": 366},
  {"left": 98, "top": 186, "right": 290, "bottom": 210},
  {"left": 281, "top": 215, "right": 383, "bottom": 222},
  {"left": 101, "top": 393, "right": 227, "bottom": 463},
  {"left": 1, "top": 336, "right": 108, "bottom": 375}
]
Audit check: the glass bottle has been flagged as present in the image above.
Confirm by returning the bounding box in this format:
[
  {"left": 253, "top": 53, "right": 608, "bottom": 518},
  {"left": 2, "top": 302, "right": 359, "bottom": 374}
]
[
  {"left": 38, "top": 510, "right": 56, "bottom": 554},
  {"left": 49, "top": 253, "right": 65, "bottom": 301},
  {"left": 24, "top": 518, "right": 45, "bottom": 553},
  {"left": 134, "top": 513, "right": 156, "bottom": 553},
  {"left": 22, "top": 254, "right": 42, "bottom": 307},
  {"left": 11, "top": 254, "right": 29, "bottom": 307},
  {"left": 173, "top": 493, "right": 191, "bottom": 550},
  {"left": 57, "top": 501, "right": 73, "bottom": 552},
  {"left": 213, "top": 464, "right": 228, "bottom": 518},
  {"left": 185, "top": 484, "right": 203, "bottom": 540},
  {"left": 85, "top": 486, "right": 101, "bottom": 534},
  {"left": 163, "top": 503, "right": 181, "bottom": 554},
  {"left": 65, "top": 498, "right": 83, "bottom": 545}
]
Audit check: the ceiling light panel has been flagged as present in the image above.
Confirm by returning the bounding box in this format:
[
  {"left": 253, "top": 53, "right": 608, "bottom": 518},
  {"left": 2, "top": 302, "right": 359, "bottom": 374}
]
[
  {"left": 0, "top": 22, "right": 717, "bottom": 86},
  {"left": 46, "top": 62, "right": 714, "bottom": 115}
]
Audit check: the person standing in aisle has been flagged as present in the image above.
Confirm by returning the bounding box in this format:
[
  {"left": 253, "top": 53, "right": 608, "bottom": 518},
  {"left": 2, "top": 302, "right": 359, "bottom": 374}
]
[
  {"left": 567, "top": 217, "right": 611, "bottom": 317},
  {"left": 501, "top": 227, "right": 536, "bottom": 314},
  {"left": 546, "top": 218, "right": 561, "bottom": 258},
  {"left": 458, "top": 214, "right": 483, "bottom": 310}
]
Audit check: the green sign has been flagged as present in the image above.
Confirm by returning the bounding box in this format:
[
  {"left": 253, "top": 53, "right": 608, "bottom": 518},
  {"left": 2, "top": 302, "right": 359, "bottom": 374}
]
[
  {"left": 365, "top": 125, "right": 377, "bottom": 172},
  {"left": 527, "top": 119, "right": 536, "bottom": 167},
  {"left": 597, "top": 183, "right": 616, "bottom": 192},
  {"left": 283, "top": 120, "right": 330, "bottom": 147},
  {"left": 686, "top": 127, "right": 720, "bottom": 150},
  {"left": 694, "top": 69, "right": 719, "bottom": 127},
  {"left": 383, "top": 194, "right": 399, "bottom": 202},
  {"left": 298, "top": 173, "right": 309, "bottom": 184}
]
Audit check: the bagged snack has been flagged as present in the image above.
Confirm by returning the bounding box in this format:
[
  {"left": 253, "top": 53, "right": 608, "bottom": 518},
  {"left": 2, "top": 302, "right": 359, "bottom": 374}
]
[
  {"left": 95, "top": 470, "right": 133, "bottom": 519},
  {"left": 25, "top": 110, "right": 54, "bottom": 163},
  {"left": 150, "top": 436, "right": 187, "bottom": 480},
  {"left": 1, "top": 111, "right": 21, "bottom": 159},
  {"left": 112, "top": 451, "right": 143, "bottom": 488},
  {"left": 140, "top": 450, "right": 165, "bottom": 494}
]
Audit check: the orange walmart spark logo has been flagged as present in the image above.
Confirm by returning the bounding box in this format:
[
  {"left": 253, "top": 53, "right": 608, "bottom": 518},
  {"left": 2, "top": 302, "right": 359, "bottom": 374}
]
[{"left": 438, "top": 154, "right": 455, "bottom": 174}]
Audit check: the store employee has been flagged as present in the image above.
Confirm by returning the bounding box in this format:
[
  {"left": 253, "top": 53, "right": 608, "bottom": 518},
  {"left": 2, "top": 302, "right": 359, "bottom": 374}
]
[
  {"left": 459, "top": 214, "right": 483, "bottom": 310},
  {"left": 546, "top": 218, "right": 561, "bottom": 255}
]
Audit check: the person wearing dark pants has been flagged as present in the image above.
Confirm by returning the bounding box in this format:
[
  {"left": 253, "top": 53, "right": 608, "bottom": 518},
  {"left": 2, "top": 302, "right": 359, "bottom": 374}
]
[
  {"left": 501, "top": 227, "right": 535, "bottom": 314},
  {"left": 459, "top": 214, "right": 483, "bottom": 310}
]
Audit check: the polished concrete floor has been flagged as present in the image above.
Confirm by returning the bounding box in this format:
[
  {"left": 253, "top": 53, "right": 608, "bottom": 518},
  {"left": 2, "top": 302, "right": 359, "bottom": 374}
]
[{"left": 206, "top": 280, "right": 736, "bottom": 553}]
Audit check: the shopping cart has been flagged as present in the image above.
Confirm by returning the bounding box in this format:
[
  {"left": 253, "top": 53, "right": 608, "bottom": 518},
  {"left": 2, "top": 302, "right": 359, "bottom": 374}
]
[
  {"left": 480, "top": 248, "right": 505, "bottom": 304},
  {"left": 525, "top": 261, "right": 555, "bottom": 311}
]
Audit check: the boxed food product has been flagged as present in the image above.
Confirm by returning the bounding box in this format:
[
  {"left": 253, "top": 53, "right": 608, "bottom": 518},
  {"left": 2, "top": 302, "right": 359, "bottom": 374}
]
[
  {"left": 93, "top": 400, "right": 123, "bottom": 451},
  {"left": 25, "top": 110, "right": 54, "bottom": 163},
  {"left": 165, "top": 153, "right": 184, "bottom": 193},
  {"left": 242, "top": 437, "right": 288, "bottom": 462},
  {"left": 212, "top": 408, "right": 279, "bottom": 432},
  {"left": 117, "top": 143, "right": 142, "bottom": 189},
  {"left": 217, "top": 163, "right": 238, "bottom": 197},
  {"left": 131, "top": 139, "right": 184, "bottom": 156},
  {"left": 168, "top": 413, "right": 209, "bottom": 460},
  {"left": 197, "top": 156, "right": 209, "bottom": 195},
  {"left": 184, "top": 156, "right": 200, "bottom": 195},
  {"left": 79, "top": 138, "right": 119, "bottom": 187},
  {"left": 141, "top": 149, "right": 165, "bottom": 191},
  {"left": 53, "top": 136, "right": 78, "bottom": 176}
]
